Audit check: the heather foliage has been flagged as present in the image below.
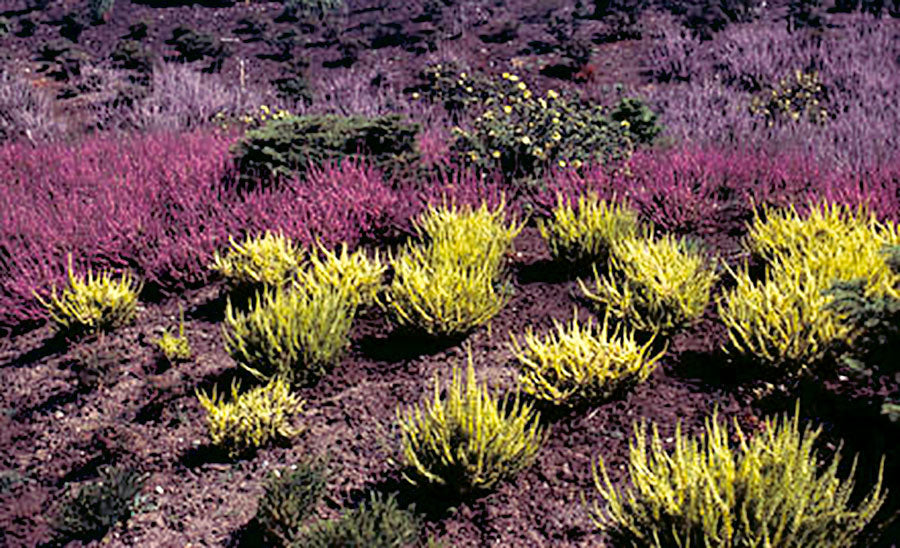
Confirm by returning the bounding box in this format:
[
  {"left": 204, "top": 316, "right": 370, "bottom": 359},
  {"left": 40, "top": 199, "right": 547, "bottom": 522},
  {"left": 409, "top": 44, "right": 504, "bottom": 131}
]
[
  {"left": 383, "top": 202, "right": 521, "bottom": 338},
  {"left": 223, "top": 281, "right": 355, "bottom": 386},
  {"left": 580, "top": 232, "right": 718, "bottom": 334},
  {"left": 210, "top": 231, "right": 304, "bottom": 291},
  {"left": 154, "top": 307, "right": 192, "bottom": 363},
  {"left": 0, "top": 134, "right": 399, "bottom": 331},
  {"left": 300, "top": 492, "right": 422, "bottom": 548},
  {"left": 196, "top": 377, "right": 304, "bottom": 458},
  {"left": 255, "top": 459, "right": 327, "bottom": 546},
  {"left": 35, "top": 257, "right": 142, "bottom": 336},
  {"left": 538, "top": 193, "right": 640, "bottom": 266},
  {"left": 0, "top": 69, "right": 67, "bottom": 143},
  {"left": 397, "top": 354, "right": 545, "bottom": 495},
  {"left": 591, "top": 407, "right": 886, "bottom": 547},
  {"left": 299, "top": 243, "right": 385, "bottom": 308},
  {"left": 510, "top": 311, "right": 664, "bottom": 407},
  {"left": 52, "top": 466, "right": 147, "bottom": 544},
  {"left": 231, "top": 114, "right": 420, "bottom": 189}
]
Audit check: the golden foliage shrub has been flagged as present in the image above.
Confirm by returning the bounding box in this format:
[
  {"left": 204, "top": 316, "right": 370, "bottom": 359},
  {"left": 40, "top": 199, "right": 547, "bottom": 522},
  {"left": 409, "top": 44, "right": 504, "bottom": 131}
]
[
  {"left": 210, "top": 231, "right": 304, "bottom": 289},
  {"left": 538, "top": 193, "right": 640, "bottom": 265},
  {"left": 590, "top": 406, "right": 887, "bottom": 547},
  {"left": 299, "top": 242, "right": 385, "bottom": 308},
  {"left": 35, "top": 256, "right": 142, "bottom": 335},
  {"left": 397, "top": 354, "right": 546, "bottom": 495},
  {"left": 383, "top": 202, "right": 522, "bottom": 338},
  {"left": 223, "top": 280, "right": 355, "bottom": 386},
  {"left": 721, "top": 203, "right": 900, "bottom": 371},
  {"left": 197, "top": 377, "right": 303, "bottom": 458},
  {"left": 510, "top": 310, "right": 664, "bottom": 407},
  {"left": 153, "top": 307, "right": 191, "bottom": 363},
  {"left": 579, "top": 232, "right": 718, "bottom": 334}
]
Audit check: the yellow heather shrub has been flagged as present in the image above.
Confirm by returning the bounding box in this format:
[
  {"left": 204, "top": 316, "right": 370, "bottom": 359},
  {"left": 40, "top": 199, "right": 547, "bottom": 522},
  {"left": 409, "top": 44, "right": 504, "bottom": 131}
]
[
  {"left": 510, "top": 310, "right": 664, "bottom": 407},
  {"left": 382, "top": 201, "right": 522, "bottom": 338},
  {"left": 721, "top": 203, "right": 900, "bottom": 371},
  {"left": 397, "top": 354, "right": 546, "bottom": 495},
  {"left": 196, "top": 377, "right": 304, "bottom": 458},
  {"left": 579, "top": 232, "right": 718, "bottom": 334},
  {"left": 537, "top": 193, "right": 640, "bottom": 265},
  {"left": 223, "top": 281, "right": 355, "bottom": 386},
  {"left": 591, "top": 405, "right": 886, "bottom": 547},
  {"left": 299, "top": 242, "right": 386, "bottom": 307},
  {"left": 35, "top": 255, "right": 142, "bottom": 335},
  {"left": 210, "top": 231, "right": 304, "bottom": 289},
  {"left": 154, "top": 306, "right": 191, "bottom": 363}
]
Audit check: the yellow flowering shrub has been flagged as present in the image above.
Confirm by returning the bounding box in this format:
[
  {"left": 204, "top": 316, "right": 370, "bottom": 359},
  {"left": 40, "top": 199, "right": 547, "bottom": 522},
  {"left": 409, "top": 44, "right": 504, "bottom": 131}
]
[
  {"left": 196, "top": 377, "right": 304, "bottom": 458},
  {"left": 580, "top": 232, "right": 718, "bottom": 334},
  {"left": 397, "top": 353, "right": 546, "bottom": 495},
  {"left": 749, "top": 69, "right": 829, "bottom": 126},
  {"left": 382, "top": 202, "right": 522, "bottom": 338},
  {"left": 36, "top": 255, "right": 142, "bottom": 335},
  {"left": 510, "top": 310, "right": 664, "bottom": 407},
  {"left": 210, "top": 231, "right": 304, "bottom": 291},
  {"left": 590, "top": 405, "right": 886, "bottom": 547},
  {"left": 538, "top": 193, "right": 640, "bottom": 265}
]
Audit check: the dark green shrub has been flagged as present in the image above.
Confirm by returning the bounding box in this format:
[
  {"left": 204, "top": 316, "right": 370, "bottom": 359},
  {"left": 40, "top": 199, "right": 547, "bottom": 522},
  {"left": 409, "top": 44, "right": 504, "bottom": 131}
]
[
  {"left": 279, "top": 0, "right": 344, "bottom": 22},
  {"left": 15, "top": 17, "right": 37, "bottom": 38},
  {"left": 124, "top": 20, "right": 149, "bottom": 41},
  {"left": 166, "top": 26, "right": 230, "bottom": 73},
  {"left": 59, "top": 13, "right": 87, "bottom": 42},
  {"left": 256, "top": 459, "right": 328, "bottom": 546},
  {"left": 111, "top": 39, "right": 156, "bottom": 79},
  {"left": 52, "top": 466, "right": 146, "bottom": 543},
  {"left": 609, "top": 96, "right": 663, "bottom": 144},
  {"left": 299, "top": 492, "right": 421, "bottom": 548},
  {"left": 411, "top": 61, "right": 496, "bottom": 120},
  {"left": 36, "top": 40, "right": 90, "bottom": 82},
  {"left": 231, "top": 114, "right": 420, "bottom": 190}
]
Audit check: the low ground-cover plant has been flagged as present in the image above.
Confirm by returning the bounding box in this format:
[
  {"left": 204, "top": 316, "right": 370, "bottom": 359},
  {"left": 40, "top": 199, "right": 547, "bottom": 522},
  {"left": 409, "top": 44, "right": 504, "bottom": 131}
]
[
  {"left": 230, "top": 114, "right": 420, "bottom": 190},
  {"left": 580, "top": 232, "right": 718, "bottom": 334},
  {"left": 510, "top": 310, "right": 664, "bottom": 407},
  {"left": 397, "top": 354, "right": 546, "bottom": 495},
  {"left": 382, "top": 202, "right": 521, "bottom": 338},
  {"left": 153, "top": 306, "right": 191, "bottom": 364},
  {"left": 196, "top": 377, "right": 304, "bottom": 458},
  {"left": 590, "top": 406, "right": 887, "bottom": 547},
  {"left": 166, "top": 26, "right": 230, "bottom": 73},
  {"left": 538, "top": 193, "right": 639, "bottom": 267},
  {"left": 35, "top": 256, "right": 142, "bottom": 336},
  {"left": 299, "top": 492, "right": 422, "bottom": 547},
  {"left": 223, "top": 279, "right": 355, "bottom": 386},
  {"left": 210, "top": 231, "right": 305, "bottom": 292},
  {"left": 52, "top": 466, "right": 147, "bottom": 544},
  {"left": 255, "top": 458, "right": 328, "bottom": 546}
]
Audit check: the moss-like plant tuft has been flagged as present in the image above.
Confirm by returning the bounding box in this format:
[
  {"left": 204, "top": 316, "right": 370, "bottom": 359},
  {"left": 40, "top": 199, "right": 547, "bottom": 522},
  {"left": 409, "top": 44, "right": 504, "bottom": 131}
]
[
  {"left": 590, "top": 406, "right": 887, "bottom": 547},
  {"left": 196, "top": 377, "right": 304, "bottom": 458},
  {"left": 52, "top": 466, "right": 146, "bottom": 544},
  {"left": 35, "top": 256, "right": 142, "bottom": 336},
  {"left": 300, "top": 492, "right": 421, "bottom": 548},
  {"left": 397, "top": 353, "right": 546, "bottom": 495},
  {"left": 510, "top": 310, "right": 664, "bottom": 407}
]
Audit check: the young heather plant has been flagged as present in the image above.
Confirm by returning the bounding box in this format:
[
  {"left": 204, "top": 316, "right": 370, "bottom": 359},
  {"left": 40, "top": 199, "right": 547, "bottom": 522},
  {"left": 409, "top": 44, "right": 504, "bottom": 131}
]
[
  {"left": 153, "top": 306, "right": 191, "bottom": 363},
  {"left": 299, "top": 242, "right": 385, "bottom": 308},
  {"left": 397, "top": 353, "right": 546, "bottom": 495},
  {"left": 383, "top": 201, "right": 522, "bottom": 338},
  {"left": 52, "top": 466, "right": 146, "bottom": 543},
  {"left": 223, "top": 281, "right": 355, "bottom": 386},
  {"left": 510, "top": 310, "right": 665, "bottom": 407},
  {"left": 299, "top": 492, "right": 422, "bottom": 548},
  {"left": 196, "top": 377, "right": 304, "bottom": 458},
  {"left": 580, "top": 232, "right": 718, "bottom": 334},
  {"left": 255, "top": 458, "right": 328, "bottom": 546},
  {"left": 210, "top": 231, "right": 305, "bottom": 291},
  {"left": 35, "top": 256, "right": 142, "bottom": 336},
  {"left": 590, "top": 406, "right": 887, "bottom": 547},
  {"left": 537, "top": 193, "right": 640, "bottom": 266}
]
